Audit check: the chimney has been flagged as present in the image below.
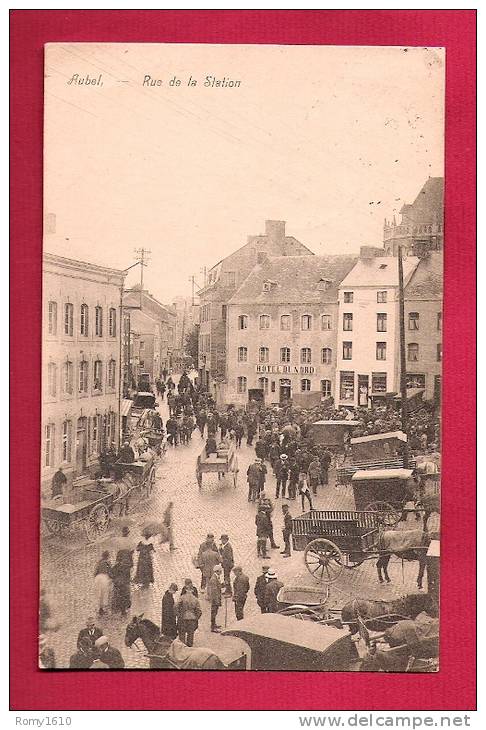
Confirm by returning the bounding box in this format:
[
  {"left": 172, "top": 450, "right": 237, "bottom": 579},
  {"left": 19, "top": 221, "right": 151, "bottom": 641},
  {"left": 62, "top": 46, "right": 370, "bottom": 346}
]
[{"left": 265, "top": 220, "right": 286, "bottom": 248}]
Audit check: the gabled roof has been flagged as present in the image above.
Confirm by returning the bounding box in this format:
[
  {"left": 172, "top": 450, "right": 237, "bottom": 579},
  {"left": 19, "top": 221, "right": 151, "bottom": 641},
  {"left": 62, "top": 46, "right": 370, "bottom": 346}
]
[
  {"left": 339, "top": 256, "right": 419, "bottom": 288},
  {"left": 228, "top": 255, "right": 358, "bottom": 305},
  {"left": 400, "top": 177, "right": 444, "bottom": 224},
  {"left": 404, "top": 252, "right": 443, "bottom": 300}
]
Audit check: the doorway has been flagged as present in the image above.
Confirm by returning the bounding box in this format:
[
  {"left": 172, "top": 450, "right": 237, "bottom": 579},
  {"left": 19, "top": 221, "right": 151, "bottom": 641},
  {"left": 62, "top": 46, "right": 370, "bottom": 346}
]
[
  {"left": 358, "top": 375, "right": 369, "bottom": 407},
  {"left": 76, "top": 416, "right": 88, "bottom": 474},
  {"left": 279, "top": 379, "right": 291, "bottom": 403}
]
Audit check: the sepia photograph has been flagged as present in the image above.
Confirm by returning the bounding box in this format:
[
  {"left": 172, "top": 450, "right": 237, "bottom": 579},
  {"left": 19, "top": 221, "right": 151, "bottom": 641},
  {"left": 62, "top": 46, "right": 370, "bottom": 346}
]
[{"left": 39, "top": 42, "right": 444, "bottom": 672}]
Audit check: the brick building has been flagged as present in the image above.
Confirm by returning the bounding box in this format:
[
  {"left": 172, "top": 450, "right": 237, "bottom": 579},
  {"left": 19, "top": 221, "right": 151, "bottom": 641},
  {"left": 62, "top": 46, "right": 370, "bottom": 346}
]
[
  {"left": 383, "top": 177, "right": 444, "bottom": 257},
  {"left": 198, "top": 219, "right": 313, "bottom": 401},
  {"left": 226, "top": 255, "right": 357, "bottom": 406},
  {"left": 42, "top": 253, "right": 126, "bottom": 492}
]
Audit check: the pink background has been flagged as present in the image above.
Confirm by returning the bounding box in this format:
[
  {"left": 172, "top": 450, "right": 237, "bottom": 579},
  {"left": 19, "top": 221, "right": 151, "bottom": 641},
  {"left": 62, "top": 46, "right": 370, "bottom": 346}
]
[{"left": 10, "top": 10, "right": 476, "bottom": 711}]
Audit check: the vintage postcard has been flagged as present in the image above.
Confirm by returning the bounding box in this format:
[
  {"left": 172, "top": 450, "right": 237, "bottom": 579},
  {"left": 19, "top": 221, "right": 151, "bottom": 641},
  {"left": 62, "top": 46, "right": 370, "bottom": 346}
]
[{"left": 40, "top": 43, "right": 443, "bottom": 671}]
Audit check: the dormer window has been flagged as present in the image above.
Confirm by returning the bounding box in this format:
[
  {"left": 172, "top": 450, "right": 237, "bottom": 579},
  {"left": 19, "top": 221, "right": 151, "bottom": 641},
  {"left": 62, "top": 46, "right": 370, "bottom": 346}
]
[
  {"left": 379, "top": 264, "right": 387, "bottom": 270},
  {"left": 262, "top": 280, "right": 276, "bottom": 292},
  {"left": 317, "top": 278, "right": 332, "bottom": 291}
]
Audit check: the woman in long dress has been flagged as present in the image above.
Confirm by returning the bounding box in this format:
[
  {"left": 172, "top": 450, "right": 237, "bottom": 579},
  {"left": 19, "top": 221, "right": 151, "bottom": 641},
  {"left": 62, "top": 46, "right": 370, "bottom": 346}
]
[
  {"left": 111, "top": 555, "right": 132, "bottom": 616},
  {"left": 134, "top": 533, "right": 155, "bottom": 589},
  {"left": 93, "top": 550, "right": 113, "bottom": 616}
]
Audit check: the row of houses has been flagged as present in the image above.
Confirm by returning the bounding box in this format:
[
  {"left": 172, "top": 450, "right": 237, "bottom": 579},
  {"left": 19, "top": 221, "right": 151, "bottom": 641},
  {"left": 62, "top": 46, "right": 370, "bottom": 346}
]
[
  {"left": 198, "top": 178, "right": 443, "bottom": 408},
  {"left": 42, "top": 253, "right": 176, "bottom": 491}
]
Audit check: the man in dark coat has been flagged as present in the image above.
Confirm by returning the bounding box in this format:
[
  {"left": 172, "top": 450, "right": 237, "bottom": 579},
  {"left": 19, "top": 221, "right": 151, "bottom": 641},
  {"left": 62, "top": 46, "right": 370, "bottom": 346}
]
[
  {"left": 219, "top": 534, "right": 234, "bottom": 596},
  {"left": 51, "top": 467, "right": 67, "bottom": 498},
  {"left": 207, "top": 565, "right": 223, "bottom": 632},
  {"left": 94, "top": 636, "right": 125, "bottom": 668},
  {"left": 232, "top": 566, "right": 250, "bottom": 620},
  {"left": 255, "top": 508, "right": 271, "bottom": 558},
  {"left": 263, "top": 569, "right": 284, "bottom": 613},
  {"left": 254, "top": 565, "right": 270, "bottom": 613},
  {"left": 205, "top": 435, "right": 217, "bottom": 457},
  {"left": 320, "top": 450, "right": 332, "bottom": 485},
  {"left": 77, "top": 617, "right": 103, "bottom": 651},
  {"left": 118, "top": 441, "right": 135, "bottom": 463},
  {"left": 281, "top": 504, "right": 293, "bottom": 557},
  {"left": 161, "top": 583, "right": 179, "bottom": 638}
]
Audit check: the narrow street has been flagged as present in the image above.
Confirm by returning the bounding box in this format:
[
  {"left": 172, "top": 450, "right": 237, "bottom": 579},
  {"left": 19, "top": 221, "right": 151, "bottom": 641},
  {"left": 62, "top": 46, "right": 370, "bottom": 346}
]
[{"left": 41, "top": 389, "right": 420, "bottom": 668}]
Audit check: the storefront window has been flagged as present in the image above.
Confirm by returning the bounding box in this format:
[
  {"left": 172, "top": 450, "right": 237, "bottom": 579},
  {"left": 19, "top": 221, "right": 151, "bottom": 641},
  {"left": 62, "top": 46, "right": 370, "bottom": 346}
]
[{"left": 340, "top": 371, "right": 354, "bottom": 401}]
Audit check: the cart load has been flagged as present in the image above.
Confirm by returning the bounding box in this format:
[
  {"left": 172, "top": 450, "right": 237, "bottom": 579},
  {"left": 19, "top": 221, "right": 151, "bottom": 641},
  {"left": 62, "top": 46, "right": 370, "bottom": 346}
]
[
  {"left": 351, "top": 468, "right": 415, "bottom": 516},
  {"left": 308, "top": 420, "right": 360, "bottom": 449},
  {"left": 337, "top": 431, "right": 417, "bottom": 484}
]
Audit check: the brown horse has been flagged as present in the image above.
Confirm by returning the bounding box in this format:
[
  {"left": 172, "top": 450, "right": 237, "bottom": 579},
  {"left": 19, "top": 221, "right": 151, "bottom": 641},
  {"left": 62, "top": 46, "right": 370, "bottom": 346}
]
[
  {"left": 124, "top": 615, "right": 227, "bottom": 669},
  {"left": 341, "top": 593, "right": 438, "bottom": 635}
]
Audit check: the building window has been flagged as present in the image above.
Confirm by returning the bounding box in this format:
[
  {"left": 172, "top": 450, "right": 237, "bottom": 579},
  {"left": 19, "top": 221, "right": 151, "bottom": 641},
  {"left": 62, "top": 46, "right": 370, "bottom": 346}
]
[
  {"left": 91, "top": 415, "right": 101, "bottom": 455},
  {"left": 79, "top": 304, "right": 89, "bottom": 336},
  {"left": 321, "top": 314, "right": 332, "bottom": 330},
  {"left": 280, "top": 315, "right": 291, "bottom": 331},
  {"left": 343, "top": 341, "right": 352, "bottom": 360},
  {"left": 237, "top": 376, "right": 247, "bottom": 394},
  {"left": 406, "top": 373, "right": 426, "bottom": 389},
  {"left": 321, "top": 348, "right": 332, "bottom": 365},
  {"left": 377, "top": 313, "right": 387, "bottom": 332},
  {"left": 301, "top": 378, "right": 311, "bottom": 392},
  {"left": 259, "top": 314, "right": 270, "bottom": 329},
  {"left": 301, "top": 314, "right": 312, "bottom": 331},
  {"left": 64, "top": 303, "right": 73, "bottom": 337},
  {"left": 300, "top": 347, "right": 312, "bottom": 364},
  {"left": 259, "top": 347, "right": 269, "bottom": 363},
  {"left": 376, "top": 342, "right": 387, "bottom": 361},
  {"left": 343, "top": 313, "right": 353, "bottom": 331},
  {"left": 340, "top": 371, "right": 354, "bottom": 401},
  {"left": 139, "top": 340, "right": 145, "bottom": 351},
  {"left": 344, "top": 292, "right": 354, "bottom": 303},
  {"left": 321, "top": 379, "right": 332, "bottom": 397},
  {"left": 408, "top": 343, "right": 419, "bottom": 362},
  {"left": 238, "top": 315, "right": 248, "bottom": 330},
  {"left": 377, "top": 291, "right": 387, "bottom": 303},
  {"left": 47, "top": 363, "right": 57, "bottom": 397},
  {"left": 78, "top": 359, "right": 88, "bottom": 393},
  {"left": 280, "top": 347, "right": 291, "bottom": 363},
  {"left": 108, "top": 359, "right": 116, "bottom": 388},
  {"left": 372, "top": 372, "right": 387, "bottom": 393},
  {"left": 437, "top": 312, "right": 442, "bottom": 332},
  {"left": 226, "top": 271, "right": 236, "bottom": 287},
  {"left": 94, "top": 360, "right": 103, "bottom": 391},
  {"left": 48, "top": 301, "right": 57, "bottom": 335},
  {"left": 408, "top": 312, "right": 419, "bottom": 331},
  {"left": 437, "top": 343, "right": 442, "bottom": 362},
  {"left": 258, "top": 377, "right": 269, "bottom": 395},
  {"left": 139, "top": 360, "right": 145, "bottom": 369},
  {"left": 237, "top": 346, "right": 248, "bottom": 363},
  {"left": 62, "top": 360, "right": 74, "bottom": 394},
  {"left": 222, "top": 305, "right": 227, "bottom": 322},
  {"left": 109, "top": 308, "right": 117, "bottom": 337},
  {"left": 61, "top": 420, "right": 72, "bottom": 463},
  {"left": 200, "top": 304, "right": 211, "bottom": 323},
  {"left": 44, "top": 424, "right": 55, "bottom": 468},
  {"left": 95, "top": 306, "right": 103, "bottom": 337}
]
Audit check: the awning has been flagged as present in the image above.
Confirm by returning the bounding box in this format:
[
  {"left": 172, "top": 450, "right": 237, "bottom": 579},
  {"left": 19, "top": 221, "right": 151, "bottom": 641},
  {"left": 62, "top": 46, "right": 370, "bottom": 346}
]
[{"left": 121, "top": 399, "right": 132, "bottom": 417}]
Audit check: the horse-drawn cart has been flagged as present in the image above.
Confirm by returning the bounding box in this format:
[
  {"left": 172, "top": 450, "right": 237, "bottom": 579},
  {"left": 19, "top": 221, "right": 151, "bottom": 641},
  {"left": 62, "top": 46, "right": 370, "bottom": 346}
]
[
  {"left": 196, "top": 445, "right": 239, "bottom": 489},
  {"left": 42, "top": 456, "right": 157, "bottom": 542}
]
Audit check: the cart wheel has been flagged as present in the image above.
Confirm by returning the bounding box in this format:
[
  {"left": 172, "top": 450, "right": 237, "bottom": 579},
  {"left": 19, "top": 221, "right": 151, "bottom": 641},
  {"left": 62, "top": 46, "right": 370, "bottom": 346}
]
[
  {"left": 43, "top": 518, "right": 63, "bottom": 536},
  {"left": 365, "top": 501, "right": 401, "bottom": 527},
  {"left": 85, "top": 503, "right": 110, "bottom": 542},
  {"left": 304, "top": 538, "right": 344, "bottom": 583}
]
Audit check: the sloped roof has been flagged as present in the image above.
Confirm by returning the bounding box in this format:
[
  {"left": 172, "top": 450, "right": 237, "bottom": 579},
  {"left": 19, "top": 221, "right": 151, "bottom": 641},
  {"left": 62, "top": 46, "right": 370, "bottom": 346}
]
[
  {"left": 405, "top": 252, "right": 443, "bottom": 299},
  {"left": 340, "top": 256, "right": 419, "bottom": 288},
  {"left": 401, "top": 177, "right": 444, "bottom": 224},
  {"left": 228, "top": 255, "right": 358, "bottom": 305}
]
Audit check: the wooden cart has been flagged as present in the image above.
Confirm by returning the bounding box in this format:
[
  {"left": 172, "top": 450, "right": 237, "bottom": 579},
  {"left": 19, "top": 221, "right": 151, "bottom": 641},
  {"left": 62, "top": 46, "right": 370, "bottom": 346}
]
[
  {"left": 42, "top": 457, "right": 157, "bottom": 542},
  {"left": 195, "top": 445, "right": 239, "bottom": 489}
]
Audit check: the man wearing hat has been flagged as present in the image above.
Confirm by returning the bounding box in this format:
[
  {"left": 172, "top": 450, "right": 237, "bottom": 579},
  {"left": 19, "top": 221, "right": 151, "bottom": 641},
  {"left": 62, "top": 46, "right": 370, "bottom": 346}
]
[
  {"left": 263, "top": 569, "right": 284, "bottom": 613},
  {"left": 94, "top": 635, "right": 125, "bottom": 668},
  {"left": 232, "top": 566, "right": 250, "bottom": 620},
  {"left": 118, "top": 441, "right": 135, "bottom": 463},
  {"left": 275, "top": 454, "right": 289, "bottom": 499},
  {"left": 247, "top": 458, "right": 263, "bottom": 502},
  {"left": 161, "top": 582, "right": 179, "bottom": 639},
  {"left": 254, "top": 565, "right": 270, "bottom": 613},
  {"left": 219, "top": 534, "right": 234, "bottom": 596},
  {"left": 207, "top": 565, "right": 223, "bottom": 632},
  {"left": 77, "top": 616, "right": 103, "bottom": 652},
  {"left": 281, "top": 504, "right": 293, "bottom": 557}
]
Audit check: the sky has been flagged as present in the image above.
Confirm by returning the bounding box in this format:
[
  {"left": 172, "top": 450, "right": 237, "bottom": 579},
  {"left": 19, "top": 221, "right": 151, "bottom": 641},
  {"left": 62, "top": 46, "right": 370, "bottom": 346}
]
[{"left": 44, "top": 43, "right": 444, "bottom": 303}]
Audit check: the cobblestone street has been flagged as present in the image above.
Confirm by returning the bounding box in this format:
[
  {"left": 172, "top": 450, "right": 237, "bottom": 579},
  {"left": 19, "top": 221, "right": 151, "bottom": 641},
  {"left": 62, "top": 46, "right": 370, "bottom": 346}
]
[{"left": 41, "top": 397, "right": 420, "bottom": 668}]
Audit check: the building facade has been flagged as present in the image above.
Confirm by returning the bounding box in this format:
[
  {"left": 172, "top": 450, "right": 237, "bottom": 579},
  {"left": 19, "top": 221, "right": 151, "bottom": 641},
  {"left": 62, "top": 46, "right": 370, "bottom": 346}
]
[
  {"left": 335, "top": 255, "right": 420, "bottom": 408},
  {"left": 383, "top": 177, "right": 444, "bottom": 257},
  {"left": 42, "top": 253, "right": 126, "bottom": 493},
  {"left": 198, "top": 219, "right": 313, "bottom": 401},
  {"left": 171, "top": 296, "right": 200, "bottom": 368},
  {"left": 226, "top": 255, "right": 357, "bottom": 406}
]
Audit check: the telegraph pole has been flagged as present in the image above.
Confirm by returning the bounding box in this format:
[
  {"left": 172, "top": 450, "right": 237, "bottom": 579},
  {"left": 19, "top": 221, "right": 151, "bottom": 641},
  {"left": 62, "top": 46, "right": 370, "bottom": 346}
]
[
  {"left": 134, "top": 247, "right": 151, "bottom": 308},
  {"left": 398, "top": 246, "right": 409, "bottom": 468}
]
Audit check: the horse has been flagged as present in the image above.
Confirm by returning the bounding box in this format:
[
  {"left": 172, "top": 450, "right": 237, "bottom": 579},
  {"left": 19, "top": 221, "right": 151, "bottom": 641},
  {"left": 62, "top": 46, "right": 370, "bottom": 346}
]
[
  {"left": 124, "top": 615, "right": 227, "bottom": 670},
  {"left": 341, "top": 593, "right": 438, "bottom": 635}
]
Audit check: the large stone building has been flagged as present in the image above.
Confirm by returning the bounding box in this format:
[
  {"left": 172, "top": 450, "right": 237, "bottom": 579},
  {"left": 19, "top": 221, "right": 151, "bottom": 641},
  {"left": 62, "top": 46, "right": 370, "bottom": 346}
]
[
  {"left": 226, "top": 255, "right": 357, "bottom": 406},
  {"left": 123, "top": 289, "right": 176, "bottom": 389},
  {"left": 42, "top": 253, "right": 126, "bottom": 492},
  {"left": 383, "top": 177, "right": 444, "bottom": 257},
  {"left": 198, "top": 219, "right": 313, "bottom": 401}
]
